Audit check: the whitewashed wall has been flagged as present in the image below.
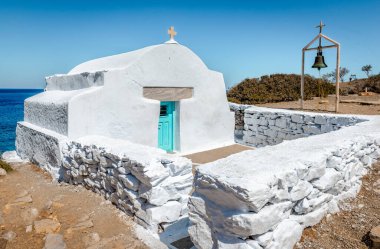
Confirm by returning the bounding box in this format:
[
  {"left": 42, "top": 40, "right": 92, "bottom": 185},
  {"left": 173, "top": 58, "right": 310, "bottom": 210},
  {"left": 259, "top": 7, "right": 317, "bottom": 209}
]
[
  {"left": 16, "top": 122, "right": 67, "bottom": 176},
  {"left": 66, "top": 44, "right": 235, "bottom": 153},
  {"left": 189, "top": 107, "right": 380, "bottom": 249},
  {"left": 60, "top": 140, "right": 193, "bottom": 233},
  {"left": 45, "top": 72, "right": 104, "bottom": 91},
  {"left": 16, "top": 123, "right": 194, "bottom": 235}
]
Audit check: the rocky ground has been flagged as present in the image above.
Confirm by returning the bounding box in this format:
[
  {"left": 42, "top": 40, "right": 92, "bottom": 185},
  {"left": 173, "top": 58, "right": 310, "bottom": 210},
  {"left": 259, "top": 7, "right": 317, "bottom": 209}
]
[
  {"left": 296, "top": 162, "right": 380, "bottom": 249},
  {"left": 258, "top": 95, "right": 380, "bottom": 115},
  {"left": 0, "top": 162, "right": 147, "bottom": 249}
]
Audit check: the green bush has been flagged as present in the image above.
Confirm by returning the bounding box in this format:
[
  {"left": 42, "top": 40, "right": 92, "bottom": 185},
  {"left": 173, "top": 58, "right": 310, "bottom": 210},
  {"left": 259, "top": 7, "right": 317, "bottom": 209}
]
[
  {"left": 227, "top": 74, "right": 336, "bottom": 104},
  {"left": 0, "top": 160, "right": 13, "bottom": 172}
]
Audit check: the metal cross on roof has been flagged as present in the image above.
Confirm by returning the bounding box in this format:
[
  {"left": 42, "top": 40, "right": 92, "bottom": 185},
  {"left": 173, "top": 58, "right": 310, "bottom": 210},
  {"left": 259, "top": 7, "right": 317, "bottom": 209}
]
[
  {"left": 316, "top": 20, "right": 326, "bottom": 34},
  {"left": 168, "top": 26, "right": 177, "bottom": 40}
]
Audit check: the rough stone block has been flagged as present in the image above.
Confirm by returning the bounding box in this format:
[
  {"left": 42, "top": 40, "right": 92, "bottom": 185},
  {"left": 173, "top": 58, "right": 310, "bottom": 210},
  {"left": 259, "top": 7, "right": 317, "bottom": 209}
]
[
  {"left": 291, "top": 114, "right": 303, "bottom": 124},
  {"left": 224, "top": 202, "right": 293, "bottom": 236},
  {"left": 290, "top": 181, "right": 313, "bottom": 201},
  {"left": 275, "top": 118, "right": 287, "bottom": 128},
  {"left": 312, "top": 168, "right": 342, "bottom": 191},
  {"left": 146, "top": 201, "right": 182, "bottom": 224},
  {"left": 314, "top": 115, "right": 327, "bottom": 124},
  {"left": 266, "top": 219, "right": 303, "bottom": 249}
]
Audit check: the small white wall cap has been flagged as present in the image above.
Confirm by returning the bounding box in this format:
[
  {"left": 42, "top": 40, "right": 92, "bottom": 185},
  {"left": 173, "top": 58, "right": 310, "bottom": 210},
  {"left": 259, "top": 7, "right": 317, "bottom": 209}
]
[{"left": 165, "top": 38, "right": 179, "bottom": 44}]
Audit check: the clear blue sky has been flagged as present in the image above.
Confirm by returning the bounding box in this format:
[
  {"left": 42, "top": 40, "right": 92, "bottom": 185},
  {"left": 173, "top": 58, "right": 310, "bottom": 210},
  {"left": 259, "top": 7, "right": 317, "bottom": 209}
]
[{"left": 0, "top": 0, "right": 379, "bottom": 89}]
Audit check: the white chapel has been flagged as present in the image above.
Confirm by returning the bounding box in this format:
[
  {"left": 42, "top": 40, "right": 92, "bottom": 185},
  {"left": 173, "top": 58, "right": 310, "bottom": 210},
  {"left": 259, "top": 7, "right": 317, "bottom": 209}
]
[{"left": 19, "top": 27, "right": 235, "bottom": 153}]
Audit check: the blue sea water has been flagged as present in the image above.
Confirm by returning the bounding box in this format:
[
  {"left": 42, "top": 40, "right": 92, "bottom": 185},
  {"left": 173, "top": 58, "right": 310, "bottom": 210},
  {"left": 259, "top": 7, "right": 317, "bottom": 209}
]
[{"left": 0, "top": 89, "right": 43, "bottom": 154}]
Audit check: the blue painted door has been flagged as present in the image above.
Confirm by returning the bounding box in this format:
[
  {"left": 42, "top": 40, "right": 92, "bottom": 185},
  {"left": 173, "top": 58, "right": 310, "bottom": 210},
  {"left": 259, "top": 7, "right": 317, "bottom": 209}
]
[{"left": 158, "top": 101, "right": 175, "bottom": 152}]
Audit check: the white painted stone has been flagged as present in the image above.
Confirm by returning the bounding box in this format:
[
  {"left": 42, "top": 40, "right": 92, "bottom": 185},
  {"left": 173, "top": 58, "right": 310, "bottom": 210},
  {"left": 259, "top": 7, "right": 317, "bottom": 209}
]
[
  {"left": 370, "top": 149, "right": 380, "bottom": 159},
  {"left": 294, "top": 193, "right": 332, "bottom": 214},
  {"left": 326, "top": 156, "right": 343, "bottom": 170},
  {"left": 277, "top": 170, "right": 299, "bottom": 188},
  {"left": 290, "top": 203, "right": 329, "bottom": 228},
  {"left": 1, "top": 151, "right": 27, "bottom": 163},
  {"left": 266, "top": 219, "right": 302, "bottom": 249},
  {"left": 224, "top": 202, "right": 292, "bottom": 236},
  {"left": 188, "top": 195, "right": 214, "bottom": 249},
  {"left": 312, "top": 168, "right": 342, "bottom": 191},
  {"left": 305, "top": 161, "right": 326, "bottom": 181},
  {"left": 217, "top": 237, "right": 253, "bottom": 249},
  {"left": 361, "top": 155, "right": 373, "bottom": 166},
  {"left": 246, "top": 240, "right": 263, "bottom": 249},
  {"left": 139, "top": 185, "right": 171, "bottom": 206},
  {"left": 146, "top": 201, "right": 182, "bottom": 224},
  {"left": 254, "top": 231, "right": 273, "bottom": 247},
  {"left": 272, "top": 188, "right": 290, "bottom": 202},
  {"left": 289, "top": 181, "right": 313, "bottom": 201}
]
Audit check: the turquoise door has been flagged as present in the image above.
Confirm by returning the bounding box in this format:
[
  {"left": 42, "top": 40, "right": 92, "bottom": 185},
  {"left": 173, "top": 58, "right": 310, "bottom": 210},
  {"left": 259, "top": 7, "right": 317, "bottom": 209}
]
[{"left": 158, "top": 101, "right": 175, "bottom": 152}]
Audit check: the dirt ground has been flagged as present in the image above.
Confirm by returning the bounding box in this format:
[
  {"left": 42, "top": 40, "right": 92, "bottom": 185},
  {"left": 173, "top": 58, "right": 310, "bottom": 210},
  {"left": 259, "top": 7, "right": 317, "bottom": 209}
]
[
  {"left": 258, "top": 95, "right": 380, "bottom": 115},
  {"left": 184, "top": 144, "right": 252, "bottom": 165},
  {"left": 0, "top": 162, "right": 147, "bottom": 249},
  {"left": 296, "top": 162, "right": 380, "bottom": 249}
]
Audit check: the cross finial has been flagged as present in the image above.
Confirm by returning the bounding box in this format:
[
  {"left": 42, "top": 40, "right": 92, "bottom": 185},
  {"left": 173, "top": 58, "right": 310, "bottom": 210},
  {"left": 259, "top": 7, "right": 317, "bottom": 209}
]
[
  {"left": 316, "top": 20, "right": 326, "bottom": 34},
  {"left": 168, "top": 26, "right": 177, "bottom": 40}
]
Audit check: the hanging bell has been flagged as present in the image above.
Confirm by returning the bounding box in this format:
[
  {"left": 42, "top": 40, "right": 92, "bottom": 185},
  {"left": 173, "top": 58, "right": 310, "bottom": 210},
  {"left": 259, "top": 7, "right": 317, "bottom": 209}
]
[{"left": 312, "top": 51, "right": 327, "bottom": 70}]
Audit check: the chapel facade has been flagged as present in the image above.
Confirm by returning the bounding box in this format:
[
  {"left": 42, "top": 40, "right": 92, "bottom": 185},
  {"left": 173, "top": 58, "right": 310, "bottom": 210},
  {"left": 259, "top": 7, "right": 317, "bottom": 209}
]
[{"left": 19, "top": 29, "right": 235, "bottom": 154}]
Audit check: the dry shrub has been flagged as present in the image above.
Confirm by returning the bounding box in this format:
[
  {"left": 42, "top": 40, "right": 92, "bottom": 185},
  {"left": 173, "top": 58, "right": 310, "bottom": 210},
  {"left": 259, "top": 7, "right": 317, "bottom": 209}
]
[
  {"left": 227, "top": 74, "right": 335, "bottom": 104},
  {"left": 0, "top": 160, "right": 13, "bottom": 172},
  {"left": 343, "top": 74, "right": 380, "bottom": 94}
]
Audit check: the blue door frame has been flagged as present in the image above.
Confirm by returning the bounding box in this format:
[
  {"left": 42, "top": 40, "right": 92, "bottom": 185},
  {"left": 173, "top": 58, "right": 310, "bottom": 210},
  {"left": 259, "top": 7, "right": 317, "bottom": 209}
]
[{"left": 158, "top": 101, "right": 175, "bottom": 152}]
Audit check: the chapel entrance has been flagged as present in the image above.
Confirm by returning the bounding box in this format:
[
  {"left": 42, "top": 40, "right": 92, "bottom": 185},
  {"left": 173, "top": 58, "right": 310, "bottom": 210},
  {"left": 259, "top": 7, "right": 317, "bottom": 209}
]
[{"left": 158, "top": 101, "right": 175, "bottom": 152}]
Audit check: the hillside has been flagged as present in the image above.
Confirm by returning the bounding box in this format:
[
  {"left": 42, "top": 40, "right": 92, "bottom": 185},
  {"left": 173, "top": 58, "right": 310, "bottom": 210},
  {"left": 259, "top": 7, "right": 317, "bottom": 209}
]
[
  {"left": 340, "top": 74, "right": 380, "bottom": 95},
  {"left": 227, "top": 74, "right": 335, "bottom": 104}
]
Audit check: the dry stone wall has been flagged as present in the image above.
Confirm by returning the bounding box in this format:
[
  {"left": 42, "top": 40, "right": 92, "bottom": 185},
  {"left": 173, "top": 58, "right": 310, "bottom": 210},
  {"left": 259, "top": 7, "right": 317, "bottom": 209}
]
[
  {"left": 229, "top": 103, "right": 251, "bottom": 142},
  {"left": 242, "top": 106, "right": 363, "bottom": 147},
  {"left": 189, "top": 136, "right": 380, "bottom": 249},
  {"left": 60, "top": 141, "right": 193, "bottom": 233}
]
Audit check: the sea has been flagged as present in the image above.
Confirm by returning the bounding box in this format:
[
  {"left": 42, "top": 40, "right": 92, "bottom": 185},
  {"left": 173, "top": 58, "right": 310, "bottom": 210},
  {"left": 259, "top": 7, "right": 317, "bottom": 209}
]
[{"left": 0, "top": 89, "right": 43, "bottom": 154}]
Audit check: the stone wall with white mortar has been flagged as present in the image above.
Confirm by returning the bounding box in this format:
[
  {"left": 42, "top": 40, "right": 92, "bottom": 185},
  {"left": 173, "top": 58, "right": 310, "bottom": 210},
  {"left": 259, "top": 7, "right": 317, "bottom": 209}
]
[
  {"left": 242, "top": 106, "right": 363, "bottom": 147},
  {"left": 188, "top": 107, "right": 380, "bottom": 249},
  {"left": 16, "top": 121, "right": 193, "bottom": 236},
  {"left": 229, "top": 103, "right": 251, "bottom": 142},
  {"left": 60, "top": 141, "right": 193, "bottom": 234},
  {"left": 189, "top": 138, "right": 380, "bottom": 249}
]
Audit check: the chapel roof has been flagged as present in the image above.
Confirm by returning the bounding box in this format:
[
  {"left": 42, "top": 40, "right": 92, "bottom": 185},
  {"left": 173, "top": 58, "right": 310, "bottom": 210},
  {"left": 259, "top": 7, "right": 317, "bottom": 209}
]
[
  {"left": 68, "top": 45, "right": 160, "bottom": 75},
  {"left": 67, "top": 40, "right": 206, "bottom": 76}
]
